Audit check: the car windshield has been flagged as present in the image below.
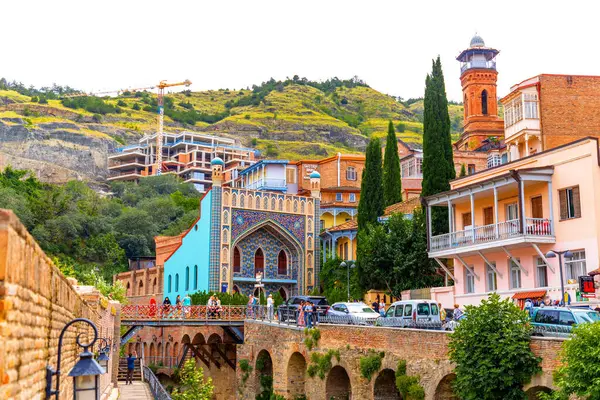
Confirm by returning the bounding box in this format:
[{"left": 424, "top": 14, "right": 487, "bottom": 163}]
[
  {"left": 309, "top": 297, "right": 328, "bottom": 305},
  {"left": 348, "top": 305, "right": 376, "bottom": 313}
]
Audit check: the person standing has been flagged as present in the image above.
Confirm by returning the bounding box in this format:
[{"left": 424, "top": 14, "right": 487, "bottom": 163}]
[
  {"left": 162, "top": 296, "right": 171, "bottom": 318},
  {"left": 126, "top": 351, "right": 137, "bottom": 385},
  {"left": 182, "top": 293, "right": 191, "bottom": 319},
  {"left": 247, "top": 295, "right": 255, "bottom": 319},
  {"left": 453, "top": 304, "right": 463, "bottom": 320},
  {"left": 304, "top": 302, "right": 313, "bottom": 328},
  {"left": 379, "top": 300, "right": 386, "bottom": 317},
  {"left": 439, "top": 304, "right": 447, "bottom": 322},
  {"left": 267, "top": 294, "right": 274, "bottom": 321},
  {"left": 372, "top": 301, "right": 379, "bottom": 314},
  {"left": 298, "top": 301, "right": 305, "bottom": 327},
  {"left": 175, "top": 295, "right": 182, "bottom": 319}
]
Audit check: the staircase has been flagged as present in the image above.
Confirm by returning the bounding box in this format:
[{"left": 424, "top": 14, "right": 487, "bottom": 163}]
[
  {"left": 118, "top": 357, "right": 142, "bottom": 381},
  {"left": 177, "top": 344, "right": 193, "bottom": 368}
]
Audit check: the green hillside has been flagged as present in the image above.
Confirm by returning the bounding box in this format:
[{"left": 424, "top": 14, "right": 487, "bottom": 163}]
[{"left": 0, "top": 77, "right": 466, "bottom": 165}]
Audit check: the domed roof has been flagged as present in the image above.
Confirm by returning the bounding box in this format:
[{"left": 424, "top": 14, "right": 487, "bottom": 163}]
[
  {"left": 309, "top": 171, "right": 321, "bottom": 179},
  {"left": 470, "top": 34, "right": 485, "bottom": 48},
  {"left": 211, "top": 156, "right": 224, "bottom": 166}
]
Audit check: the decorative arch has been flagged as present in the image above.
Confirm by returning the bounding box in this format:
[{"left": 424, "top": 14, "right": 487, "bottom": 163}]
[
  {"left": 185, "top": 267, "right": 190, "bottom": 291},
  {"left": 152, "top": 277, "right": 157, "bottom": 294},
  {"left": 222, "top": 228, "right": 229, "bottom": 243},
  {"left": 278, "top": 198, "right": 283, "bottom": 211},
  {"left": 192, "top": 333, "right": 205, "bottom": 345},
  {"left": 222, "top": 209, "right": 230, "bottom": 225},
  {"left": 301, "top": 200, "right": 305, "bottom": 214},
  {"left": 286, "top": 199, "right": 291, "bottom": 212},
  {"left": 232, "top": 284, "right": 241, "bottom": 295},
  {"left": 126, "top": 281, "right": 131, "bottom": 296},
  {"left": 263, "top": 196, "right": 268, "bottom": 209},
  {"left": 165, "top": 342, "right": 171, "bottom": 364},
  {"left": 271, "top": 197, "right": 276, "bottom": 210},
  {"left": 233, "top": 247, "right": 241, "bottom": 273},
  {"left": 293, "top": 200, "right": 298, "bottom": 213},
  {"left": 308, "top": 236, "right": 313, "bottom": 249},
  {"left": 307, "top": 253, "right": 313, "bottom": 268},
  {"left": 277, "top": 250, "right": 288, "bottom": 275},
  {"left": 287, "top": 352, "right": 306, "bottom": 397},
  {"left": 481, "top": 89, "right": 488, "bottom": 115},
  {"left": 167, "top": 275, "right": 172, "bottom": 293},
  {"left": 173, "top": 342, "right": 179, "bottom": 358},
  {"left": 373, "top": 369, "right": 401, "bottom": 400},
  {"left": 240, "top": 193, "right": 246, "bottom": 208},
  {"left": 255, "top": 195, "right": 261, "bottom": 210},
  {"left": 223, "top": 191, "right": 230, "bottom": 206},
  {"left": 308, "top": 200, "right": 314, "bottom": 214},
  {"left": 138, "top": 280, "right": 144, "bottom": 296},
  {"left": 308, "top": 218, "right": 313, "bottom": 233},
  {"left": 326, "top": 365, "right": 351, "bottom": 400},
  {"left": 278, "top": 286, "right": 288, "bottom": 301},
  {"left": 254, "top": 248, "right": 265, "bottom": 275},
  {"left": 232, "top": 193, "right": 238, "bottom": 207},
  {"left": 175, "top": 273, "right": 179, "bottom": 292},
  {"left": 222, "top": 247, "right": 229, "bottom": 263},
  {"left": 193, "top": 265, "right": 198, "bottom": 290},
  {"left": 182, "top": 334, "right": 191, "bottom": 344},
  {"left": 435, "top": 374, "right": 459, "bottom": 400}
]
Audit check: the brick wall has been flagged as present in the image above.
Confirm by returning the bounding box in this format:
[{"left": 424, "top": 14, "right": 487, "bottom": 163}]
[
  {"left": 0, "top": 210, "right": 119, "bottom": 400},
  {"left": 453, "top": 150, "right": 488, "bottom": 175}
]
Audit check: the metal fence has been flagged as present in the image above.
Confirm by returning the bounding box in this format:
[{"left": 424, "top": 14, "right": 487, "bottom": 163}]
[
  {"left": 143, "top": 366, "right": 172, "bottom": 400},
  {"left": 121, "top": 305, "right": 248, "bottom": 322}
]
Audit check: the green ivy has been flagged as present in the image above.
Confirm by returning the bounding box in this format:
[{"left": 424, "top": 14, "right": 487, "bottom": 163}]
[
  {"left": 304, "top": 328, "right": 321, "bottom": 351},
  {"left": 307, "top": 349, "right": 340, "bottom": 380},
  {"left": 395, "top": 360, "right": 424, "bottom": 400},
  {"left": 238, "top": 359, "right": 253, "bottom": 395},
  {"left": 359, "top": 351, "right": 385, "bottom": 381}
]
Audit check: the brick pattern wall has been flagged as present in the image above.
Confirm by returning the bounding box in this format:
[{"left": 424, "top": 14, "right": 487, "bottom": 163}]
[{"left": 0, "top": 210, "right": 118, "bottom": 400}]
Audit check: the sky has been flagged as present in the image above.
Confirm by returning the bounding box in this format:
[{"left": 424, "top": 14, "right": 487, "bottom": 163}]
[{"left": 3, "top": 0, "right": 598, "bottom": 102}]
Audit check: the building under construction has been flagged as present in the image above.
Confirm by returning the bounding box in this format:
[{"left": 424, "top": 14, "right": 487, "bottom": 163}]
[{"left": 107, "top": 131, "right": 257, "bottom": 192}]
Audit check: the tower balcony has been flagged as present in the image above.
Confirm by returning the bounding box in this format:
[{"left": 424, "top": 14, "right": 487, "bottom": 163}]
[{"left": 460, "top": 60, "right": 496, "bottom": 74}]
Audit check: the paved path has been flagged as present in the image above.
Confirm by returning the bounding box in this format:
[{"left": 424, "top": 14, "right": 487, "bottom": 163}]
[{"left": 118, "top": 381, "right": 153, "bottom": 399}]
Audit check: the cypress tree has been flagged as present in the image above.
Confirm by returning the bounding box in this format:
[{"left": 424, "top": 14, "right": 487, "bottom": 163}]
[
  {"left": 358, "top": 138, "right": 384, "bottom": 231},
  {"left": 432, "top": 56, "right": 455, "bottom": 181},
  {"left": 383, "top": 121, "right": 402, "bottom": 207},
  {"left": 459, "top": 164, "right": 467, "bottom": 177}
]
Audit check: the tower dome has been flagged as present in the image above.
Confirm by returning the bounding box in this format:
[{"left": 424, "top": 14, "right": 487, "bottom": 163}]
[
  {"left": 470, "top": 34, "right": 485, "bottom": 48},
  {"left": 309, "top": 171, "right": 321, "bottom": 179},
  {"left": 211, "top": 156, "right": 224, "bottom": 166}
]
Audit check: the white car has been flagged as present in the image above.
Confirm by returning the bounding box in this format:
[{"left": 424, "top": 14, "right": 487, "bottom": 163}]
[{"left": 327, "top": 302, "right": 380, "bottom": 325}]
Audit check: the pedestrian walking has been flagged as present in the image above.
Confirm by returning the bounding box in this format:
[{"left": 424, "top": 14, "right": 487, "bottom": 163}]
[
  {"left": 126, "top": 351, "right": 137, "bottom": 385},
  {"left": 267, "top": 294, "right": 274, "bottom": 321},
  {"left": 298, "top": 301, "right": 305, "bottom": 327}
]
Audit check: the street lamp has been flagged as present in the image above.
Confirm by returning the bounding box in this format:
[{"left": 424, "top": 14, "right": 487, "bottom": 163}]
[
  {"left": 96, "top": 338, "right": 111, "bottom": 371},
  {"left": 340, "top": 261, "right": 356, "bottom": 302},
  {"left": 546, "top": 250, "right": 574, "bottom": 305},
  {"left": 46, "top": 318, "right": 105, "bottom": 400}
]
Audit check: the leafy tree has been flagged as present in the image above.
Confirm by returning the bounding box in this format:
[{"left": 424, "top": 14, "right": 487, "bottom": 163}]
[
  {"left": 318, "top": 257, "right": 361, "bottom": 303},
  {"left": 459, "top": 164, "right": 466, "bottom": 177},
  {"left": 357, "top": 138, "right": 383, "bottom": 231},
  {"left": 383, "top": 121, "right": 402, "bottom": 207},
  {"left": 132, "top": 102, "right": 141, "bottom": 111},
  {"left": 448, "top": 293, "right": 541, "bottom": 400},
  {"left": 171, "top": 359, "right": 214, "bottom": 400},
  {"left": 541, "top": 321, "right": 600, "bottom": 399}
]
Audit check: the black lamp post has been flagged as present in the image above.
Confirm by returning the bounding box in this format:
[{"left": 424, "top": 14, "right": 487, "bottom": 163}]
[
  {"left": 340, "top": 261, "right": 357, "bottom": 302},
  {"left": 546, "top": 249, "right": 573, "bottom": 305},
  {"left": 95, "top": 338, "right": 111, "bottom": 371},
  {"left": 46, "top": 318, "right": 106, "bottom": 400}
]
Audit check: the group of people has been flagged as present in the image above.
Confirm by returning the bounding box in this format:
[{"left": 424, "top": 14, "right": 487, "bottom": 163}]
[
  {"left": 297, "top": 300, "right": 319, "bottom": 328},
  {"left": 162, "top": 294, "right": 192, "bottom": 318},
  {"left": 371, "top": 300, "right": 387, "bottom": 317},
  {"left": 207, "top": 294, "right": 222, "bottom": 318}
]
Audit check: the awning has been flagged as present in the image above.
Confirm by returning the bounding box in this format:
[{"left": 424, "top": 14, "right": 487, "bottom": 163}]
[{"left": 512, "top": 290, "right": 546, "bottom": 300}]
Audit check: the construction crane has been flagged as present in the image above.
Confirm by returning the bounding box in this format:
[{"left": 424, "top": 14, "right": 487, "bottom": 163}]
[{"left": 155, "top": 80, "right": 192, "bottom": 175}]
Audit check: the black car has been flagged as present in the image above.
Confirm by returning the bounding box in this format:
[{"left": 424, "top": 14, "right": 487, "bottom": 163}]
[{"left": 277, "top": 296, "right": 329, "bottom": 322}]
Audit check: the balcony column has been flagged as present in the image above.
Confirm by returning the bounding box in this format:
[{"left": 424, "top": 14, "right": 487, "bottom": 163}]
[
  {"left": 470, "top": 192, "right": 475, "bottom": 243},
  {"left": 520, "top": 179, "right": 526, "bottom": 233},
  {"left": 547, "top": 180, "right": 554, "bottom": 235},
  {"left": 525, "top": 134, "right": 530, "bottom": 157},
  {"left": 447, "top": 200, "right": 453, "bottom": 233},
  {"left": 493, "top": 186, "right": 499, "bottom": 238}
]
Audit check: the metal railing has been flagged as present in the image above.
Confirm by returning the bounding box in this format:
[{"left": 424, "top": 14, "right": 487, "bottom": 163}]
[
  {"left": 245, "top": 178, "right": 286, "bottom": 189},
  {"left": 143, "top": 366, "right": 172, "bottom": 400},
  {"left": 460, "top": 60, "right": 496, "bottom": 73},
  {"left": 430, "top": 218, "right": 552, "bottom": 252},
  {"left": 121, "top": 305, "right": 248, "bottom": 322}
]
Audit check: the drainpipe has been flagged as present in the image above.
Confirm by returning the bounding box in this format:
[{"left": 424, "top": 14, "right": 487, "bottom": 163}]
[
  {"left": 421, "top": 197, "right": 431, "bottom": 252},
  {"left": 509, "top": 170, "right": 525, "bottom": 234},
  {"left": 337, "top": 152, "right": 341, "bottom": 187}
]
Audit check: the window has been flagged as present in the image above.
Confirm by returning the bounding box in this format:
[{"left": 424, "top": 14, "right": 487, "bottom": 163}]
[
  {"left": 168, "top": 275, "right": 172, "bottom": 293},
  {"left": 277, "top": 250, "right": 287, "bottom": 275},
  {"left": 531, "top": 196, "right": 543, "bottom": 219},
  {"left": 559, "top": 312, "right": 576, "bottom": 326},
  {"left": 487, "top": 153, "right": 502, "bottom": 168},
  {"left": 506, "top": 203, "right": 519, "bottom": 221},
  {"left": 175, "top": 273, "right": 179, "bottom": 292},
  {"left": 536, "top": 257, "right": 548, "bottom": 287},
  {"left": 394, "top": 306, "right": 403, "bottom": 317},
  {"left": 559, "top": 186, "right": 581, "bottom": 220},
  {"left": 486, "top": 263, "right": 497, "bottom": 292},
  {"left": 254, "top": 248, "right": 264, "bottom": 275},
  {"left": 462, "top": 212, "right": 472, "bottom": 229},
  {"left": 510, "top": 259, "right": 521, "bottom": 289},
  {"left": 535, "top": 310, "right": 559, "bottom": 324},
  {"left": 465, "top": 267, "right": 475, "bottom": 294},
  {"left": 403, "top": 304, "right": 413, "bottom": 317},
  {"left": 501, "top": 153, "right": 508, "bottom": 164},
  {"left": 481, "top": 90, "right": 488, "bottom": 115},
  {"left": 194, "top": 265, "right": 198, "bottom": 289},
  {"left": 417, "top": 303, "right": 430, "bottom": 315},
  {"left": 514, "top": 100, "right": 523, "bottom": 123},
  {"left": 401, "top": 158, "right": 423, "bottom": 178},
  {"left": 319, "top": 220, "right": 325, "bottom": 230},
  {"left": 468, "top": 164, "right": 476, "bottom": 175},
  {"left": 286, "top": 168, "right": 297, "bottom": 184},
  {"left": 336, "top": 193, "right": 343, "bottom": 202},
  {"left": 185, "top": 266, "right": 189, "bottom": 291},
  {"left": 430, "top": 303, "right": 439, "bottom": 316},
  {"left": 346, "top": 167, "right": 357, "bottom": 181},
  {"left": 233, "top": 247, "right": 241, "bottom": 273},
  {"left": 349, "top": 193, "right": 356, "bottom": 203},
  {"left": 524, "top": 93, "right": 539, "bottom": 119},
  {"left": 483, "top": 207, "right": 494, "bottom": 225},
  {"left": 565, "top": 250, "right": 586, "bottom": 281}
]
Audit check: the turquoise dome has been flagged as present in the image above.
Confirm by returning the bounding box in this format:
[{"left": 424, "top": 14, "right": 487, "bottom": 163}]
[
  {"left": 470, "top": 34, "right": 485, "bottom": 48},
  {"left": 309, "top": 171, "right": 321, "bottom": 179},
  {"left": 211, "top": 157, "right": 224, "bottom": 166}
]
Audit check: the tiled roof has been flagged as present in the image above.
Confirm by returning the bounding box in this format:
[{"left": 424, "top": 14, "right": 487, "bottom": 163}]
[
  {"left": 383, "top": 197, "right": 421, "bottom": 217},
  {"left": 512, "top": 290, "right": 547, "bottom": 300},
  {"left": 401, "top": 179, "right": 423, "bottom": 191},
  {"left": 322, "top": 219, "right": 357, "bottom": 234}
]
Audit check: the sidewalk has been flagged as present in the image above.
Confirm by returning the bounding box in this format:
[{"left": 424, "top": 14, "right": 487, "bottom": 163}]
[{"left": 118, "top": 382, "right": 153, "bottom": 399}]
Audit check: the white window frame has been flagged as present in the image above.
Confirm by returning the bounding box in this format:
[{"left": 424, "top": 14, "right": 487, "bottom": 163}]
[
  {"left": 486, "top": 263, "right": 497, "bottom": 292},
  {"left": 564, "top": 250, "right": 586, "bottom": 281},
  {"left": 510, "top": 259, "right": 521, "bottom": 289},
  {"left": 336, "top": 193, "right": 343, "bottom": 202},
  {"left": 349, "top": 193, "right": 356, "bottom": 203},
  {"left": 346, "top": 167, "right": 357, "bottom": 181},
  {"left": 506, "top": 203, "right": 519, "bottom": 221},
  {"left": 465, "top": 266, "right": 475, "bottom": 294},
  {"left": 536, "top": 257, "right": 548, "bottom": 287}
]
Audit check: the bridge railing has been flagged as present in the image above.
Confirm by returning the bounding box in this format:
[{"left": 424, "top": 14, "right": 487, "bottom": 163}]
[
  {"left": 121, "top": 305, "right": 248, "bottom": 321},
  {"left": 143, "top": 365, "right": 172, "bottom": 400}
]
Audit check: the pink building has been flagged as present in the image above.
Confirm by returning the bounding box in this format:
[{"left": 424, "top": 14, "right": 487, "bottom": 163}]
[{"left": 424, "top": 137, "right": 600, "bottom": 307}]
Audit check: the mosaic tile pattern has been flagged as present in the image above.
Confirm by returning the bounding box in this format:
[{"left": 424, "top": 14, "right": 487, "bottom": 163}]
[
  {"left": 209, "top": 187, "right": 222, "bottom": 292},
  {"left": 231, "top": 209, "right": 306, "bottom": 245}
]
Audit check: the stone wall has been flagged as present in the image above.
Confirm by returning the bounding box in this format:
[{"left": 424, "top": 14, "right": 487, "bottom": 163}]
[
  {"left": 238, "top": 321, "right": 564, "bottom": 400},
  {"left": 0, "top": 210, "right": 119, "bottom": 399}
]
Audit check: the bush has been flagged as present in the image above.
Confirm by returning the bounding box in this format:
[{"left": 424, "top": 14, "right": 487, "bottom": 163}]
[
  {"left": 132, "top": 102, "right": 141, "bottom": 110},
  {"left": 171, "top": 359, "right": 214, "bottom": 400},
  {"left": 92, "top": 114, "right": 102, "bottom": 123},
  {"left": 359, "top": 351, "right": 384, "bottom": 381},
  {"left": 251, "top": 138, "right": 258, "bottom": 146},
  {"left": 38, "top": 96, "right": 48, "bottom": 104},
  {"left": 117, "top": 99, "right": 126, "bottom": 107},
  {"left": 448, "top": 293, "right": 541, "bottom": 400},
  {"left": 30, "top": 96, "right": 39, "bottom": 103}
]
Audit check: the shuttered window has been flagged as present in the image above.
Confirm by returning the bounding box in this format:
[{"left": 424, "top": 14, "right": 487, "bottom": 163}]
[
  {"left": 559, "top": 186, "right": 581, "bottom": 220},
  {"left": 483, "top": 207, "right": 494, "bottom": 225}
]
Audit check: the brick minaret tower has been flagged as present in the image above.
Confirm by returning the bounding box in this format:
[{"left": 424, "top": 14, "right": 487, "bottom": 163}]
[{"left": 455, "top": 34, "right": 505, "bottom": 150}]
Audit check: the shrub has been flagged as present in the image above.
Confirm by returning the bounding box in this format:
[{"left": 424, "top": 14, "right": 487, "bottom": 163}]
[
  {"left": 307, "top": 349, "right": 340, "bottom": 379},
  {"left": 448, "top": 293, "right": 541, "bottom": 400},
  {"left": 92, "top": 114, "right": 102, "bottom": 123},
  {"left": 171, "top": 359, "right": 214, "bottom": 400},
  {"left": 117, "top": 99, "right": 126, "bottom": 107},
  {"left": 244, "top": 114, "right": 251, "bottom": 120},
  {"left": 396, "top": 122, "right": 406, "bottom": 132},
  {"left": 359, "top": 351, "right": 384, "bottom": 381},
  {"left": 395, "top": 359, "right": 424, "bottom": 400},
  {"left": 407, "top": 383, "right": 425, "bottom": 400},
  {"left": 132, "top": 102, "right": 141, "bottom": 110},
  {"left": 251, "top": 138, "right": 258, "bottom": 146},
  {"left": 38, "top": 96, "right": 48, "bottom": 104},
  {"left": 30, "top": 96, "right": 39, "bottom": 103}
]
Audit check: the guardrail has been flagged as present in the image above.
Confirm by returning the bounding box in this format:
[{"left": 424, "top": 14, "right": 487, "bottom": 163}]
[
  {"left": 143, "top": 366, "right": 172, "bottom": 400},
  {"left": 532, "top": 324, "right": 572, "bottom": 338},
  {"left": 121, "top": 305, "right": 248, "bottom": 321}
]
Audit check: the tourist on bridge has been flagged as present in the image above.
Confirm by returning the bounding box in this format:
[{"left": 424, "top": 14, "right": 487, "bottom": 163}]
[
  {"left": 304, "top": 301, "right": 313, "bottom": 328},
  {"left": 298, "top": 301, "right": 305, "bottom": 327},
  {"left": 183, "top": 293, "right": 191, "bottom": 318},
  {"left": 312, "top": 301, "right": 318, "bottom": 326},
  {"left": 208, "top": 295, "right": 218, "bottom": 318},
  {"left": 175, "top": 295, "right": 182, "bottom": 319},
  {"left": 162, "top": 296, "right": 172, "bottom": 318},
  {"left": 126, "top": 350, "right": 137, "bottom": 385},
  {"left": 267, "top": 294, "right": 274, "bottom": 321},
  {"left": 216, "top": 295, "right": 222, "bottom": 318},
  {"left": 247, "top": 295, "right": 255, "bottom": 318}
]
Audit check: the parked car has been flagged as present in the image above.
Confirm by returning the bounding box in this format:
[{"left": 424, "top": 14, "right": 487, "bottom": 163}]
[
  {"left": 277, "top": 296, "right": 329, "bottom": 322},
  {"left": 531, "top": 306, "right": 600, "bottom": 336},
  {"left": 382, "top": 300, "right": 442, "bottom": 328},
  {"left": 326, "top": 302, "right": 380, "bottom": 325}
]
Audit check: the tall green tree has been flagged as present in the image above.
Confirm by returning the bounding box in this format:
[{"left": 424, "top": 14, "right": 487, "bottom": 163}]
[
  {"left": 459, "top": 164, "right": 467, "bottom": 177},
  {"left": 422, "top": 56, "right": 454, "bottom": 235},
  {"left": 357, "top": 138, "right": 384, "bottom": 231},
  {"left": 383, "top": 121, "right": 402, "bottom": 207}
]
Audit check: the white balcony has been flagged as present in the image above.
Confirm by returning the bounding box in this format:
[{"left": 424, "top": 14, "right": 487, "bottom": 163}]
[{"left": 245, "top": 178, "right": 286, "bottom": 191}]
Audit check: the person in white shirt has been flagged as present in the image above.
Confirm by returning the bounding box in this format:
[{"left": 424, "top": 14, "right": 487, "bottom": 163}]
[{"left": 267, "top": 294, "right": 274, "bottom": 320}]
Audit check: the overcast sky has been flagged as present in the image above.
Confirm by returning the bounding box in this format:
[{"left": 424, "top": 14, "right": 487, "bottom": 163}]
[{"left": 4, "top": 1, "right": 596, "bottom": 102}]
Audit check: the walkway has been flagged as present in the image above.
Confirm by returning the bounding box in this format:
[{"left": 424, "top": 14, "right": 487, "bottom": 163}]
[{"left": 118, "top": 382, "right": 153, "bottom": 399}]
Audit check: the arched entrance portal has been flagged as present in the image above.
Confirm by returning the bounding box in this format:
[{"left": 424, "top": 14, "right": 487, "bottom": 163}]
[
  {"left": 435, "top": 374, "right": 459, "bottom": 400},
  {"left": 374, "top": 368, "right": 401, "bottom": 400},
  {"left": 278, "top": 287, "right": 288, "bottom": 301},
  {"left": 255, "top": 350, "right": 274, "bottom": 398},
  {"left": 525, "top": 386, "right": 553, "bottom": 400},
  {"left": 286, "top": 352, "right": 306, "bottom": 397},
  {"left": 326, "top": 365, "right": 351, "bottom": 400}
]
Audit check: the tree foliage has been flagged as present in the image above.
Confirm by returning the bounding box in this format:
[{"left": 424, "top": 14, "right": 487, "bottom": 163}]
[
  {"left": 459, "top": 163, "right": 466, "bottom": 177},
  {"left": 171, "top": 359, "right": 214, "bottom": 400},
  {"left": 357, "top": 138, "right": 384, "bottom": 231},
  {"left": 383, "top": 121, "right": 402, "bottom": 207},
  {"left": 318, "top": 257, "right": 362, "bottom": 303},
  {"left": 356, "top": 211, "right": 442, "bottom": 296},
  {"left": 448, "top": 293, "right": 541, "bottom": 400},
  {"left": 541, "top": 321, "right": 600, "bottom": 399}
]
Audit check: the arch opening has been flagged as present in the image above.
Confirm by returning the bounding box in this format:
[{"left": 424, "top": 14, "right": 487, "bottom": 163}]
[
  {"left": 482, "top": 89, "right": 488, "bottom": 115},
  {"left": 277, "top": 250, "right": 287, "bottom": 275},
  {"left": 525, "top": 386, "right": 553, "bottom": 400},
  {"left": 254, "top": 248, "right": 264, "bottom": 275},
  {"left": 287, "top": 352, "right": 306, "bottom": 398},
  {"left": 255, "top": 350, "right": 274, "bottom": 398},
  {"left": 326, "top": 365, "right": 351, "bottom": 400},
  {"left": 374, "top": 368, "right": 401, "bottom": 400},
  {"left": 435, "top": 374, "right": 459, "bottom": 400},
  {"left": 233, "top": 247, "right": 241, "bottom": 273}
]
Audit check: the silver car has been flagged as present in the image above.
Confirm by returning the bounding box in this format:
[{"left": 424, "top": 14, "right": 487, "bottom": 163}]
[{"left": 326, "top": 302, "right": 380, "bottom": 325}]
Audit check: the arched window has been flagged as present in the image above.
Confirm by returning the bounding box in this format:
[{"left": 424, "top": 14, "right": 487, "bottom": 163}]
[
  {"left": 167, "top": 275, "right": 172, "bottom": 293},
  {"left": 278, "top": 250, "right": 287, "bottom": 275},
  {"left": 254, "top": 248, "right": 264, "bottom": 275},
  {"left": 175, "top": 273, "right": 179, "bottom": 292},
  {"left": 464, "top": 93, "right": 468, "bottom": 116},
  {"left": 152, "top": 277, "right": 157, "bottom": 294},
  {"left": 193, "top": 265, "right": 198, "bottom": 289},
  {"left": 481, "top": 90, "right": 488, "bottom": 115},
  {"left": 233, "top": 247, "right": 241, "bottom": 273},
  {"left": 126, "top": 282, "right": 131, "bottom": 296},
  {"left": 138, "top": 280, "right": 144, "bottom": 296},
  {"left": 185, "top": 267, "right": 190, "bottom": 291}
]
